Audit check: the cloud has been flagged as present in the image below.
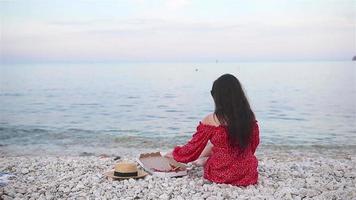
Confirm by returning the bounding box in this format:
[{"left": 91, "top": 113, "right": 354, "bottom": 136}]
[
  {"left": 2, "top": 16, "right": 353, "bottom": 62},
  {"left": 1, "top": 0, "right": 355, "bottom": 62}
]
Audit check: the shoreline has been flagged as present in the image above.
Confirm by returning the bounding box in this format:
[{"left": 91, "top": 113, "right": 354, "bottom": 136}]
[
  {"left": 1, "top": 146, "right": 356, "bottom": 199},
  {"left": 1, "top": 144, "right": 356, "bottom": 157}
]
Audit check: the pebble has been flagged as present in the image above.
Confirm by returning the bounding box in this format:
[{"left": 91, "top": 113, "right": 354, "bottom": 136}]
[
  {"left": 0, "top": 147, "right": 355, "bottom": 199},
  {"left": 21, "top": 169, "right": 29, "bottom": 174},
  {"left": 159, "top": 193, "right": 169, "bottom": 200},
  {"left": 113, "top": 156, "right": 121, "bottom": 161}
]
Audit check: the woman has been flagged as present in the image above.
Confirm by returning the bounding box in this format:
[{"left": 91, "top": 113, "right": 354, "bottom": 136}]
[{"left": 166, "top": 74, "right": 260, "bottom": 186}]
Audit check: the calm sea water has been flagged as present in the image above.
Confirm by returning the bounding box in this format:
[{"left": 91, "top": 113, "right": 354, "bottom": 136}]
[{"left": 0, "top": 61, "right": 355, "bottom": 154}]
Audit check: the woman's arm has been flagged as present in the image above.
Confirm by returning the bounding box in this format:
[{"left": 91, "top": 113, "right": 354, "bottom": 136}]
[{"left": 170, "top": 115, "right": 214, "bottom": 163}]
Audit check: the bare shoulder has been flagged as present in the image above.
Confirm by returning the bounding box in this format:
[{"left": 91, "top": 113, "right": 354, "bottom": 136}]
[{"left": 202, "top": 113, "right": 221, "bottom": 126}]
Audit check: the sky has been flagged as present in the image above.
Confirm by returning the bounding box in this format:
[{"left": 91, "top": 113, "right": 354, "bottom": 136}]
[{"left": 0, "top": 0, "right": 355, "bottom": 63}]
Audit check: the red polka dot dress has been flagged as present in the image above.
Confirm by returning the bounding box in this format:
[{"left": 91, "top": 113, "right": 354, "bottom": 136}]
[{"left": 173, "top": 121, "right": 260, "bottom": 186}]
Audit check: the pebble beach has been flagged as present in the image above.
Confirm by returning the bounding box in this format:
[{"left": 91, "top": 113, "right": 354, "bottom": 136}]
[
  {"left": 1, "top": 0, "right": 356, "bottom": 198},
  {"left": 1, "top": 145, "right": 355, "bottom": 200}
]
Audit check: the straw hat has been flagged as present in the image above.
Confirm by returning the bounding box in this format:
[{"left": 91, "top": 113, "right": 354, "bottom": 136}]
[{"left": 105, "top": 162, "right": 148, "bottom": 179}]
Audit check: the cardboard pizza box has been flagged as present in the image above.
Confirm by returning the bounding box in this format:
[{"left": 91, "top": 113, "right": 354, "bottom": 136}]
[{"left": 137, "top": 152, "right": 187, "bottom": 177}]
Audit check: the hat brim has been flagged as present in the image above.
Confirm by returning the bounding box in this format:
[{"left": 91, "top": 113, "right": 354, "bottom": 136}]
[{"left": 104, "top": 170, "right": 148, "bottom": 180}]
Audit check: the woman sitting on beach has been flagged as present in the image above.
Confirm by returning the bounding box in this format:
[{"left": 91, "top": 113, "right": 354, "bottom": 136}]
[{"left": 166, "top": 74, "right": 259, "bottom": 186}]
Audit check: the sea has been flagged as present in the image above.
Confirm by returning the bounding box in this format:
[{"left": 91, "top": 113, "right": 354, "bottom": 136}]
[{"left": 0, "top": 61, "right": 355, "bottom": 155}]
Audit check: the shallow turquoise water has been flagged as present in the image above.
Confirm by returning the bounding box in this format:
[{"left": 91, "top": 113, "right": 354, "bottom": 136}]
[{"left": 0, "top": 61, "right": 355, "bottom": 153}]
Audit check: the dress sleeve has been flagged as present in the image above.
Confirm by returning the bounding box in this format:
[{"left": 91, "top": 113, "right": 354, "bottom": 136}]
[
  {"left": 251, "top": 121, "right": 260, "bottom": 154},
  {"left": 173, "top": 123, "right": 213, "bottom": 163}
]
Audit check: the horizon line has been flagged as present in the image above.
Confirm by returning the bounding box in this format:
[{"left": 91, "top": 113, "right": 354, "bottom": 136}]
[{"left": 1, "top": 58, "right": 354, "bottom": 65}]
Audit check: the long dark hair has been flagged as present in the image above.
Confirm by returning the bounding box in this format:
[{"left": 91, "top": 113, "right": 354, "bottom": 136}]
[{"left": 211, "top": 74, "right": 255, "bottom": 149}]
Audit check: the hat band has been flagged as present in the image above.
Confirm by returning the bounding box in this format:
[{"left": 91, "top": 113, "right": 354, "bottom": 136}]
[{"left": 114, "top": 171, "right": 138, "bottom": 177}]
